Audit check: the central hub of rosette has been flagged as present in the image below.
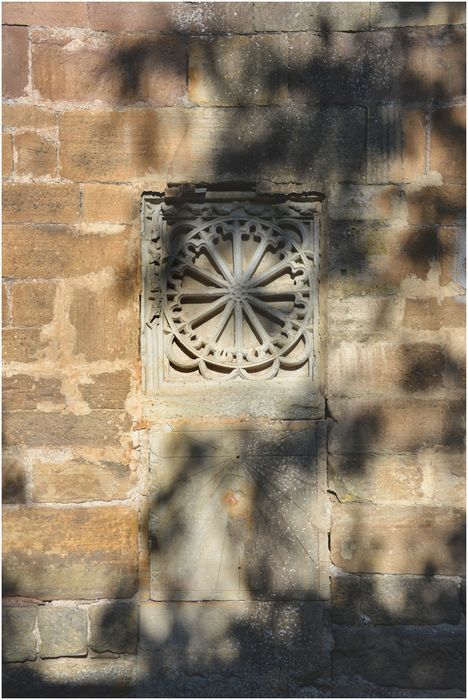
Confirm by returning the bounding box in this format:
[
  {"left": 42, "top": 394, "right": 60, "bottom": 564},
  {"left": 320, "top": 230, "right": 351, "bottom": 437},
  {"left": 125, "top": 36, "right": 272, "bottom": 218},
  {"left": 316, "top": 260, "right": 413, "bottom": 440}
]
[{"left": 227, "top": 281, "right": 249, "bottom": 302}]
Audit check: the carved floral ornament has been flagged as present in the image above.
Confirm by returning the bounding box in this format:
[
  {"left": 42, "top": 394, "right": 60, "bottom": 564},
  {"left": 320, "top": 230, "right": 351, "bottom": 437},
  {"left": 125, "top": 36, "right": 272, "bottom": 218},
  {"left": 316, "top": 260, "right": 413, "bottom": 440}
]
[{"left": 146, "top": 200, "right": 320, "bottom": 381}]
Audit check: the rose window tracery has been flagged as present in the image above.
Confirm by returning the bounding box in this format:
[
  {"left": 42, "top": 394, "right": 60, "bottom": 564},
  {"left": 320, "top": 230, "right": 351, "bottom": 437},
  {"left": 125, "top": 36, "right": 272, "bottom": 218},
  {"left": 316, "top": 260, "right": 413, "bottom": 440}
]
[{"left": 149, "top": 202, "right": 318, "bottom": 381}]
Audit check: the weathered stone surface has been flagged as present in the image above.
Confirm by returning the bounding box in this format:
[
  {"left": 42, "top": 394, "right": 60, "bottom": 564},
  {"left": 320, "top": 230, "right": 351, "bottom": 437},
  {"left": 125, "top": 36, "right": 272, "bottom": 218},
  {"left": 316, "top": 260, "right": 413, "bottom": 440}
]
[
  {"left": 38, "top": 606, "right": 87, "bottom": 658},
  {"left": 2, "top": 606, "right": 37, "bottom": 662},
  {"left": 2, "top": 455, "right": 26, "bottom": 504},
  {"left": 15, "top": 131, "right": 57, "bottom": 178},
  {"left": 11, "top": 282, "right": 56, "bottom": 327},
  {"left": 139, "top": 601, "right": 330, "bottom": 696},
  {"left": 2, "top": 104, "right": 56, "bottom": 129},
  {"left": 367, "top": 106, "right": 426, "bottom": 183},
  {"left": 3, "top": 2, "right": 89, "bottom": 27},
  {"left": 89, "top": 602, "right": 137, "bottom": 654},
  {"left": 361, "top": 574, "right": 461, "bottom": 624},
  {"left": 3, "top": 506, "right": 138, "bottom": 599},
  {"left": 407, "top": 185, "right": 465, "bottom": 225},
  {"left": 331, "top": 503, "right": 465, "bottom": 575},
  {"left": 32, "top": 35, "right": 187, "bottom": 106},
  {"left": 329, "top": 454, "right": 424, "bottom": 505},
  {"left": 2, "top": 328, "right": 44, "bottom": 363},
  {"left": 3, "top": 226, "right": 135, "bottom": 280},
  {"left": 189, "top": 35, "right": 288, "bottom": 106},
  {"left": 290, "top": 27, "right": 465, "bottom": 103},
  {"left": 3, "top": 133, "right": 13, "bottom": 177},
  {"left": 2, "top": 282, "right": 9, "bottom": 326},
  {"left": 2, "top": 26, "right": 29, "bottom": 98},
  {"left": 333, "top": 625, "right": 466, "bottom": 689},
  {"left": 328, "top": 399, "right": 465, "bottom": 454},
  {"left": 32, "top": 459, "right": 132, "bottom": 503},
  {"left": 254, "top": 2, "right": 369, "bottom": 31},
  {"left": 70, "top": 287, "right": 137, "bottom": 361},
  {"left": 79, "top": 371, "right": 131, "bottom": 409},
  {"left": 329, "top": 184, "right": 405, "bottom": 221},
  {"left": 327, "top": 341, "right": 449, "bottom": 398},
  {"left": 149, "top": 424, "right": 328, "bottom": 601},
  {"left": 370, "top": 2, "right": 466, "bottom": 28},
  {"left": 82, "top": 184, "right": 138, "bottom": 224},
  {"left": 3, "top": 410, "right": 131, "bottom": 448},
  {"left": 3, "top": 183, "right": 80, "bottom": 224},
  {"left": 331, "top": 572, "right": 361, "bottom": 624},
  {"left": 88, "top": 2, "right": 254, "bottom": 33},
  {"left": 59, "top": 106, "right": 365, "bottom": 184},
  {"left": 327, "top": 296, "right": 403, "bottom": 342},
  {"left": 2, "top": 657, "right": 136, "bottom": 698},
  {"left": 3, "top": 375, "right": 63, "bottom": 411},
  {"left": 430, "top": 106, "right": 466, "bottom": 183},
  {"left": 441, "top": 297, "right": 466, "bottom": 327}
]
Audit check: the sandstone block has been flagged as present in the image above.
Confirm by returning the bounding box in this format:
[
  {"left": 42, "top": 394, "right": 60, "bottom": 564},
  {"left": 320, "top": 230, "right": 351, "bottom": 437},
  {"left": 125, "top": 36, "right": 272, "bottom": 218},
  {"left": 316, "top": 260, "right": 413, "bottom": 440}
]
[
  {"left": 254, "top": 2, "right": 369, "bottom": 31},
  {"left": 2, "top": 328, "right": 44, "bottom": 363},
  {"left": 328, "top": 399, "right": 465, "bottom": 454},
  {"left": 70, "top": 286, "right": 137, "bottom": 361},
  {"left": 3, "top": 226, "right": 135, "bottom": 280},
  {"left": 2, "top": 133, "right": 13, "bottom": 177},
  {"left": 439, "top": 226, "right": 466, "bottom": 286},
  {"left": 329, "top": 454, "right": 424, "bottom": 505},
  {"left": 2, "top": 104, "right": 56, "bottom": 129},
  {"left": 32, "top": 459, "right": 133, "bottom": 503},
  {"left": 59, "top": 106, "right": 365, "bottom": 185},
  {"left": 331, "top": 503, "right": 465, "bottom": 575},
  {"left": 370, "top": 2, "right": 466, "bottom": 27},
  {"left": 3, "top": 183, "right": 80, "bottom": 224},
  {"left": 33, "top": 35, "right": 187, "bottom": 106},
  {"left": 59, "top": 109, "right": 181, "bottom": 181},
  {"left": 331, "top": 573, "right": 361, "bottom": 624},
  {"left": 329, "top": 184, "right": 405, "bottom": 221},
  {"left": 327, "top": 341, "right": 448, "bottom": 398},
  {"left": 38, "top": 606, "right": 87, "bottom": 658},
  {"left": 2, "top": 282, "right": 9, "bottom": 326},
  {"left": 441, "top": 297, "right": 466, "bottom": 327},
  {"left": 407, "top": 185, "right": 465, "bottom": 225},
  {"left": 11, "top": 282, "right": 56, "bottom": 327},
  {"left": 361, "top": 574, "right": 461, "bottom": 624},
  {"left": 189, "top": 35, "right": 288, "bottom": 106},
  {"left": 2, "top": 455, "right": 26, "bottom": 504},
  {"left": 367, "top": 106, "right": 426, "bottom": 183},
  {"left": 2, "top": 26, "right": 29, "bottom": 98},
  {"left": 327, "top": 296, "right": 403, "bottom": 340},
  {"left": 430, "top": 106, "right": 466, "bottom": 183},
  {"left": 79, "top": 371, "right": 131, "bottom": 409},
  {"left": 89, "top": 602, "right": 138, "bottom": 654},
  {"left": 15, "top": 131, "right": 57, "bottom": 178},
  {"left": 3, "top": 506, "right": 138, "bottom": 599},
  {"left": 3, "top": 410, "right": 131, "bottom": 448},
  {"left": 82, "top": 184, "right": 138, "bottom": 224},
  {"left": 403, "top": 298, "right": 441, "bottom": 330},
  {"left": 88, "top": 2, "right": 254, "bottom": 33},
  {"left": 2, "top": 606, "right": 37, "bottom": 662},
  {"left": 3, "top": 375, "right": 63, "bottom": 411},
  {"left": 400, "top": 27, "right": 465, "bottom": 101},
  {"left": 333, "top": 625, "right": 465, "bottom": 689},
  {"left": 3, "top": 2, "right": 88, "bottom": 27},
  {"left": 3, "top": 657, "right": 136, "bottom": 698}
]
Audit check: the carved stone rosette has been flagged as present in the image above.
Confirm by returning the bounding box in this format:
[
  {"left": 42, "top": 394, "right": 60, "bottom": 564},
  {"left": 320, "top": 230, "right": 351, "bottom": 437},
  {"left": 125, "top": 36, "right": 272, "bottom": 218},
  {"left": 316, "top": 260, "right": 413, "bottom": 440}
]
[{"left": 144, "top": 198, "right": 320, "bottom": 383}]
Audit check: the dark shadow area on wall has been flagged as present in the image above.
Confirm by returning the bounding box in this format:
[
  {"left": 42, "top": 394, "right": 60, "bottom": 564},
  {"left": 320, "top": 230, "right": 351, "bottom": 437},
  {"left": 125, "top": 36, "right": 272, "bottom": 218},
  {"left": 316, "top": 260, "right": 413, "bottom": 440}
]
[{"left": 2, "top": 2, "right": 466, "bottom": 698}]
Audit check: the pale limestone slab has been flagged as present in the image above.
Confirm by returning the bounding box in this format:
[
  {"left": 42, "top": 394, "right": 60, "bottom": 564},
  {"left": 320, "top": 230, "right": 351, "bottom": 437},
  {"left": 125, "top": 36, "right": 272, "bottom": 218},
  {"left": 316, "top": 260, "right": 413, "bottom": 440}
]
[{"left": 149, "top": 423, "right": 328, "bottom": 601}]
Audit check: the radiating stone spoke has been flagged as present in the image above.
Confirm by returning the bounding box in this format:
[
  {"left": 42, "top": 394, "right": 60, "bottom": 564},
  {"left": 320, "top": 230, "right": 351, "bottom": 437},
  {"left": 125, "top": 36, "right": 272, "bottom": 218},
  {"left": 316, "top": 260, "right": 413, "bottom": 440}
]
[
  {"left": 232, "top": 226, "right": 243, "bottom": 279},
  {"left": 187, "top": 295, "right": 230, "bottom": 330},
  {"left": 243, "top": 301, "right": 275, "bottom": 348},
  {"left": 176, "top": 288, "right": 229, "bottom": 300},
  {"left": 243, "top": 237, "right": 269, "bottom": 281},
  {"left": 180, "top": 263, "right": 228, "bottom": 289},
  {"left": 209, "top": 300, "right": 235, "bottom": 344},
  {"left": 205, "top": 246, "right": 234, "bottom": 284},
  {"left": 234, "top": 303, "right": 244, "bottom": 353},
  {"left": 247, "top": 295, "right": 289, "bottom": 326},
  {"left": 249, "top": 259, "right": 294, "bottom": 288}
]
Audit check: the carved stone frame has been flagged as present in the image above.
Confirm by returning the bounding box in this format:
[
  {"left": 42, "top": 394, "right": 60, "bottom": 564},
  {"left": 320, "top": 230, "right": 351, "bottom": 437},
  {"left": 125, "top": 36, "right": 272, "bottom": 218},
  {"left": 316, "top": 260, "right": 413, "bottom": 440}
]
[{"left": 141, "top": 188, "right": 324, "bottom": 420}]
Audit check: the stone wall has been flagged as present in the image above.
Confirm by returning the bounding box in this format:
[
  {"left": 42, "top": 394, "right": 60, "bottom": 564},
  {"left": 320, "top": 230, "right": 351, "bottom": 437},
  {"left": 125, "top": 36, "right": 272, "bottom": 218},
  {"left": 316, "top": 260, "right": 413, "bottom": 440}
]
[{"left": 2, "top": 2, "right": 465, "bottom": 697}]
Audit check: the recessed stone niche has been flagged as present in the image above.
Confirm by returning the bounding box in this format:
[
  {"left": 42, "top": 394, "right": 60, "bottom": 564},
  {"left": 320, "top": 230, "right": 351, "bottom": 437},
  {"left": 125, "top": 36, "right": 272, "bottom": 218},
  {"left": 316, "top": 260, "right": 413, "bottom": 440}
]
[{"left": 141, "top": 187, "right": 328, "bottom": 604}]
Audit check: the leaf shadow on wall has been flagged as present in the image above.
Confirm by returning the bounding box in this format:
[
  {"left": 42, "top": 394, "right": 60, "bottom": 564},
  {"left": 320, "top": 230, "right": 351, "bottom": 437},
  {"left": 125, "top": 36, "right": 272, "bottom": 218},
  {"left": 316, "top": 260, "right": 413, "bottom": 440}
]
[{"left": 3, "top": 3, "right": 466, "bottom": 698}]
